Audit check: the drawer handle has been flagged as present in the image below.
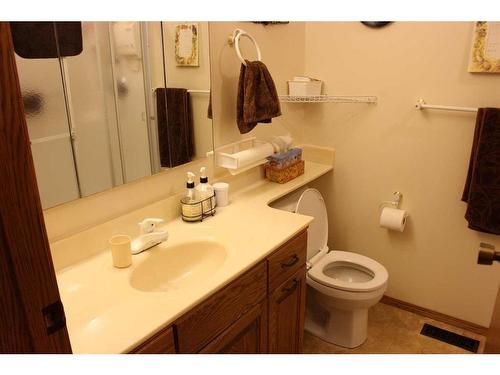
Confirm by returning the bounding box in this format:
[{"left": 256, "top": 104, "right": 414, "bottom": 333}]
[
  {"left": 281, "top": 254, "right": 299, "bottom": 268},
  {"left": 281, "top": 278, "right": 299, "bottom": 294}
]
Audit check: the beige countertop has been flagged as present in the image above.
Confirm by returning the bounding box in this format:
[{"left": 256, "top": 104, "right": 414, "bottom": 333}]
[{"left": 54, "top": 159, "right": 333, "bottom": 353}]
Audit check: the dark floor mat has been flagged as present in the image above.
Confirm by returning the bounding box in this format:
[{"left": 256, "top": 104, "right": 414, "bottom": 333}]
[{"left": 420, "top": 323, "right": 479, "bottom": 353}]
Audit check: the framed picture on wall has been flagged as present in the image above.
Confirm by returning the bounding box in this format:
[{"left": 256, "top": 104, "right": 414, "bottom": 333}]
[
  {"left": 174, "top": 23, "right": 199, "bottom": 67},
  {"left": 468, "top": 21, "right": 500, "bottom": 73}
]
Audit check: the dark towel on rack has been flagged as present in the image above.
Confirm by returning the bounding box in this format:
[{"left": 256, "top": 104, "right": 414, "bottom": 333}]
[
  {"left": 462, "top": 108, "right": 500, "bottom": 234},
  {"left": 155, "top": 88, "right": 194, "bottom": 168},
  {"left": 237, "top": 60, "right": 281, "bottom": 134},
  {"left": 207, "top": 93, "right": 212, "bottom": 119}
]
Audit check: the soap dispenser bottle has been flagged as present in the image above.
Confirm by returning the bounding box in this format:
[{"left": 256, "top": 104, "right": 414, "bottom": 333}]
[
  {"left": 195, "top": 167, "right": 216, "bottom": 215},
  {"left": 181, "top": 172, "right": 202, "bottom": 221}
]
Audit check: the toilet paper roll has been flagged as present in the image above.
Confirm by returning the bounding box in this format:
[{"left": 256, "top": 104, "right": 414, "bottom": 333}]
[{"left": 379, "top": 207, "right": 408, "bottom": 232}]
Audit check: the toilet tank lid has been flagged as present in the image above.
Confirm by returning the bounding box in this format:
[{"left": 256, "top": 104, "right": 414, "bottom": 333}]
[{"left": 295, "top": 188, "right": 328, "bottom": 260}]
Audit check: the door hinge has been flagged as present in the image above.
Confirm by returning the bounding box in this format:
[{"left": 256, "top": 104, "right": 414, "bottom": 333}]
[{"left": 42, "top": 300, "right": 66, "bottom": 335}]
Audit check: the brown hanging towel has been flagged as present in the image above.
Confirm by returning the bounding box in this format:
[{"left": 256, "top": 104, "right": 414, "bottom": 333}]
[
  {"left": 236, "top": 60, "right": 281, "bottom": 134},
  {"left": 462, "top": 108, "right": 500, "bottom": 234},
  {"left": 155, "top": 88, "right": 194, "bottom": 168}
]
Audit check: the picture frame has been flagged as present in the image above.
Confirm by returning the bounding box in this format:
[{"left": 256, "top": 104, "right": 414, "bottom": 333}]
[
  {"left": 468, "top": 21, "right": 500, "bottom": 73},
  {"left": 175, "top": 23, "right": 199, "bottom": 67}
]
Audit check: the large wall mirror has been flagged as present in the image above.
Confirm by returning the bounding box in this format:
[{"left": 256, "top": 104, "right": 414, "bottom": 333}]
[{"left": 12, "top": 21, "right": 213, "bottom": 209}]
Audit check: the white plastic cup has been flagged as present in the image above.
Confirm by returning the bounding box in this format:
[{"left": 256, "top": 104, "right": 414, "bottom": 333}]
[
  {"left": 213, "top": 182, "right": 229, "bottom": 207},
  {"left": 109, "top": 234, "right": 132, "bottom": 268}
]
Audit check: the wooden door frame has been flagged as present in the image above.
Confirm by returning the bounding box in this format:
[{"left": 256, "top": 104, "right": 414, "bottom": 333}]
[{"left": 0, "top": 22, "right": 72, "bottom": 353}]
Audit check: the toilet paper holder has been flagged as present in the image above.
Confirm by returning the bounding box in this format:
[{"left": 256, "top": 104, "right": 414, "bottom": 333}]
[{"left": 379, "top": 191, "right": 403, "bottom": 210}]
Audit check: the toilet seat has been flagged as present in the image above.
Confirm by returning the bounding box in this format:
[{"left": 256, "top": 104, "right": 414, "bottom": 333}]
[
  {"left": 294, "top": 188, "right": 329, "bottom": 260},
  {"left": 308, "top": 251, "right": 388, "bottom": 292}
]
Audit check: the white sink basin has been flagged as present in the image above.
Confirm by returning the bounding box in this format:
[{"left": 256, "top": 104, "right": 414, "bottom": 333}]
[{"left": 130, "top": 240, "right": 227, "bottom": 292}]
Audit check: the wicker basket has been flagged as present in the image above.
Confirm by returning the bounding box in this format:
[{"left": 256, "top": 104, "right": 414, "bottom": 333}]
[{"left": 265, "top": 160, "right": 305, "bottom": 184}]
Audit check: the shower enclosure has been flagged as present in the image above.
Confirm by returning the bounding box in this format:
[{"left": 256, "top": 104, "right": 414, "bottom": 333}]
[{"left": 15, "top": 22, "right": 163, "bottom": 208}]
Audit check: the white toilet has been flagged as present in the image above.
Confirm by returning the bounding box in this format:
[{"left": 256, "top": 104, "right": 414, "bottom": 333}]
[{"left": 271, "top": 188, "right": 388, "bottom": 348}]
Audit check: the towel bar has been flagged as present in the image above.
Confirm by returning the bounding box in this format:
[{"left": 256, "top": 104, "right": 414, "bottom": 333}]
[
  {"left": 415, "top": 99, "right": 478, "bottom": 113},
  {"left": 151, "top": 88, "right": 210, "bottom": 94},
  {"left": 228, "top": 28, "right": 262, "bottom": 66}
]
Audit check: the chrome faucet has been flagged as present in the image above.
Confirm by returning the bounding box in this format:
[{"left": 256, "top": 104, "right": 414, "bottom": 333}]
[{"left": 131, "top": 218, "right": 169, "bottom": 255}]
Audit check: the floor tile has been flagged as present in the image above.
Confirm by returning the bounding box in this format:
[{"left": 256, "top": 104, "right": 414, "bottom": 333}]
[{"left": 302, "top": 302, "right": 485, "bottom": 354}]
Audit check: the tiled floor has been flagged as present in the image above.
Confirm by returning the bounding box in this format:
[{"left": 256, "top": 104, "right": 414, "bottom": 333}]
[{"left": 303, "top": 302, "right": 486, "bottom": 354}]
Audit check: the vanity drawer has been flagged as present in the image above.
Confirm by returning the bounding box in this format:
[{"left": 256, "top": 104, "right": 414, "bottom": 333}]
[
  {"left": 131, "top": 326, "right": 176, "bottom": 354},
  {"left": 267, "top": 230, "right": 307, "bottom": 291},
  {"left": 175, "top": 261, "right": 267, "bottom": 353}
]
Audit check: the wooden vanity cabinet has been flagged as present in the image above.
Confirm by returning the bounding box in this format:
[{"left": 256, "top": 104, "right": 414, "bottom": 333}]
[
  {"left": 268, "top": 267, "right": 307, "bottom": 353},
  {"left": 199, "top": 301, "right": 268, "bottom": 353},
  {"left": 131, "top": 326, "right": 176, "bottom": 354},
  {"left": 130, "top": 230, "right": 307, "bottom": 354},
  {"left": 176, "top": 262, "right": 268, "bottom": 353}
]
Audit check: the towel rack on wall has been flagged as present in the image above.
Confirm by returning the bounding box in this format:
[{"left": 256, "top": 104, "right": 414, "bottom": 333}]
[
  {"left": 187, "top": 89, "right": 210, "bottom": 94},
  {"left": 151, "top": 88, "right": 210, "bottom": 94},
  {"left": 280, "top": 95, "right": 378, "bottom": 104},
  {"left": 228, "top": 28, "right": 262, "bottom": 66},
  {"left": 415, "top": 99, "right": 478, "bottom": 113}
]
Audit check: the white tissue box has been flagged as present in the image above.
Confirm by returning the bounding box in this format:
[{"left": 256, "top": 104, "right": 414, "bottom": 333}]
[{"left": 288, "top": 77, "right": 322, "bottom": 96}]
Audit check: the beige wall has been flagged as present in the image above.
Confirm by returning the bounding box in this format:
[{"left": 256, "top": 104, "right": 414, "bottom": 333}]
[
  {"left": 304, "top": 22, "right": 500, "bottom": 326},
  {"left": 163, "top": 22, "right": 213, "bottom": 158},
  {"left": 208, "top": 22, "right": 306, "bottom": 160}
]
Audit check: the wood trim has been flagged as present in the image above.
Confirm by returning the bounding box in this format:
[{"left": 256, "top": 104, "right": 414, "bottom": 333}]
[
  {"left": 381, "top": 295, "right": 487, "bottom": 336},
  {"left": 485, "top": 285, "right": 500, "bottom": 353},
  {"left": 0, "top": 22, "right": 72, "bottom": 353}
]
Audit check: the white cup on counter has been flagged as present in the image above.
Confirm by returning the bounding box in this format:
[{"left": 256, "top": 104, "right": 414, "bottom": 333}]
[
  {"left": 109, "top": 234, "right": 132, "bottom": 268},
  {"left": 213, "top": 182, "right": 229, "bottom": 207}
]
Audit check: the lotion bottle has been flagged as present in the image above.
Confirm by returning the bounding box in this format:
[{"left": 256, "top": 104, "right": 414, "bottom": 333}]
[
  {"left": 182, "top": 172, "right": 202, "bottom": 221},
  {"left": 195, "top": 167, "right": 216, "bottom": 214}
]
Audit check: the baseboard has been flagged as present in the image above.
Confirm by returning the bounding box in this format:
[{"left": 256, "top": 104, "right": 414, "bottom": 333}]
[{"left": 381, "top": 295, "right": 487, "bottom": 336}]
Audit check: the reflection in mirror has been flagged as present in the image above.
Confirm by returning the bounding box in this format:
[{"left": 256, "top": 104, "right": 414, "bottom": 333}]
[{"left": 14, "top": 21, "right": 213, "bottom": 209}]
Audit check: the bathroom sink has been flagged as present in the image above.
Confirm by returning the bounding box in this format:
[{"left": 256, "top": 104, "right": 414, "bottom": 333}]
[{"left": 130, "top": 240, "right": 227, "bottom": 292}]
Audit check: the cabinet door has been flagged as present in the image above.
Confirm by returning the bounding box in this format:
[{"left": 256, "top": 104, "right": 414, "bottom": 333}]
[
  {"left": 131, "top": 326, "right": 176, "bottom": 354},
  {"left": 268, "top": 267, "right": 306, "bottom": 353},
  {"left": 199, "top": 301, "right": 268, "bottom": 354},
  {"left": 176, "top": 262, "right": 267, "bottom": 353}
]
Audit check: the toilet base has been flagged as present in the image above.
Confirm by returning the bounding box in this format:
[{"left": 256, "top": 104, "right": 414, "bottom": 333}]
[{"left": 305, "top": 306, "right": 368, "bottom": 348}]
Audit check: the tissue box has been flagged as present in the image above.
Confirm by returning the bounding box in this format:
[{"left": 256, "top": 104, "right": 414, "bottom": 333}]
[
  {"left": 266, "top": 148, "right": 302, "bottom": 170},
  {"left": 288, "top": 77, "right": 322, "bottom": 96},
  {"left": 265, "top": 160, "right": 305, "bottom": 184}
]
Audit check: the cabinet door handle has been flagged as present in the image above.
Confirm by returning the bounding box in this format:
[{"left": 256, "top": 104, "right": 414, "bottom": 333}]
[
  {"left": 281, "top": 278, "right": 299, "bottom": 294},
  {"left": 281, "top": 254, "right": 299, "bottom": 268}
]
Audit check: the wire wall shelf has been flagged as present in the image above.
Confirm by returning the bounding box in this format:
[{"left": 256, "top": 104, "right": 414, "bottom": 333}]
[{"left": 278, "top": 95, "right": 378, "bottom": 104}]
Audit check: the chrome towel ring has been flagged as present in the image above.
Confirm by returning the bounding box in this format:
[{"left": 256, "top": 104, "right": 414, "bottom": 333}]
[{"left": 228, "top": 28, "right": 262, "bottom": 66}]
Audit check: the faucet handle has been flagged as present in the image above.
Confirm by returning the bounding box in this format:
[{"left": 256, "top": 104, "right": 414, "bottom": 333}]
[{"left": 138, "top": 218, "right": 164, "bottom": 234}]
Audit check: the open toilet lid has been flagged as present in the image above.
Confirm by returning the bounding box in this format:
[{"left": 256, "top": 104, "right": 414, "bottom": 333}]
[{"left": 295, "top": 188, "right": 328, "bottom": 260}]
